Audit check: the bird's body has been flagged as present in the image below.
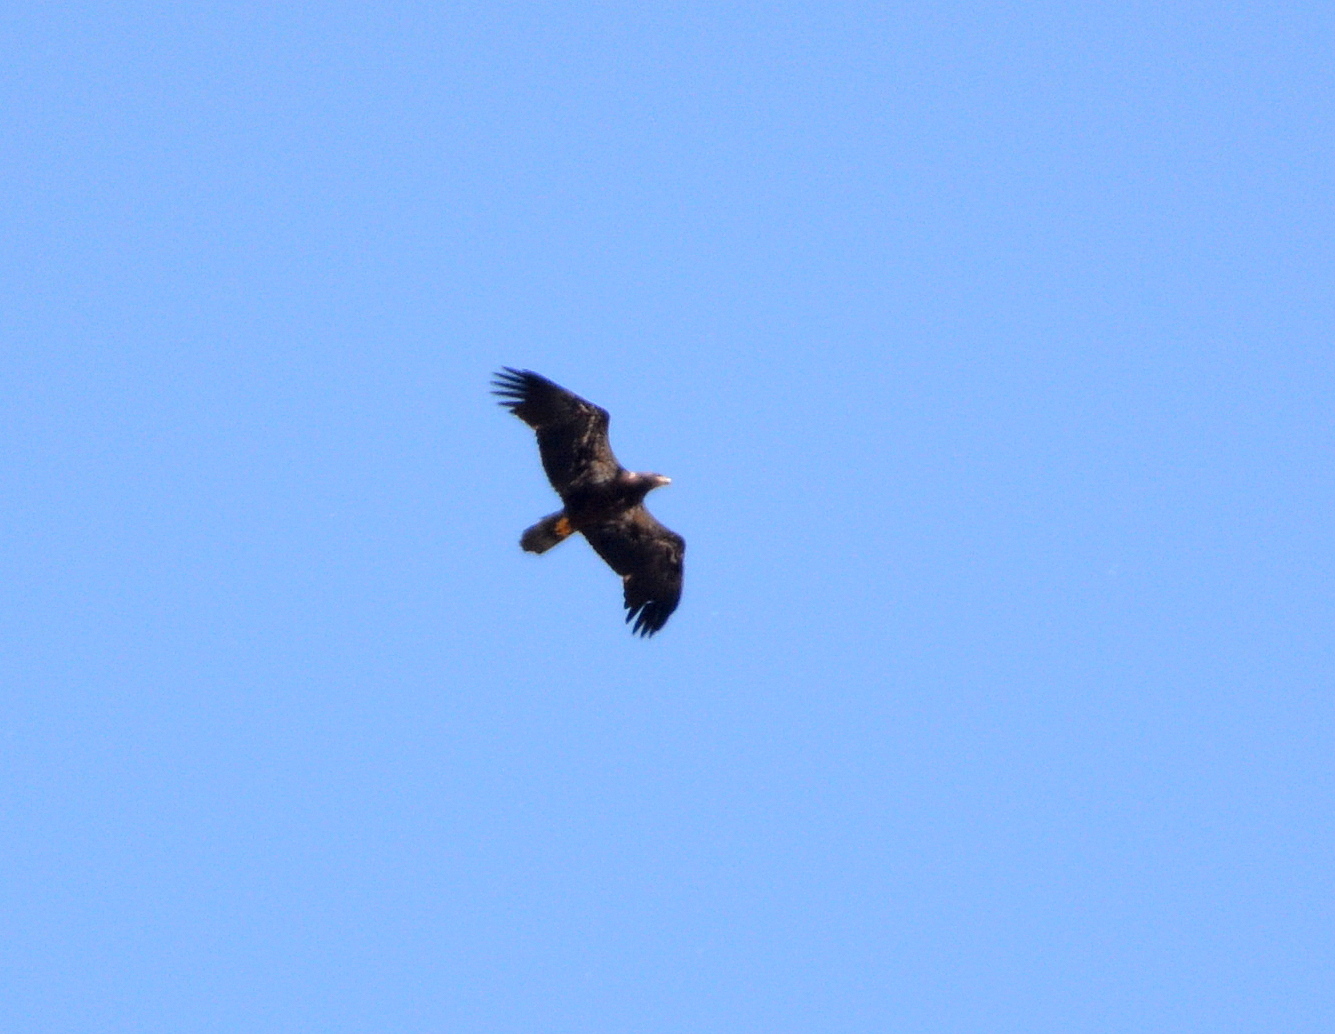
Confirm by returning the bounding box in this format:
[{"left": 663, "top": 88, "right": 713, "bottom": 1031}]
[{"left": 492, "top": 368, "right": 685, "bottom": 637}]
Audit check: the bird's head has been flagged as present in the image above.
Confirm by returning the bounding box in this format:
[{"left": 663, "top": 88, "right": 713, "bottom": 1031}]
[{"left": 621, "top": 471, "right": 671, "bottom": 501}]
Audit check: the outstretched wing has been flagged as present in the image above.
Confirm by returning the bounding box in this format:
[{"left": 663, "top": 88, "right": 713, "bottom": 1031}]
[
  {"left": 582, "top": 507, "right": 685, "bottom": 637},
  {"left": 492, "top": 368, "right": 622, "bottom": 495}
]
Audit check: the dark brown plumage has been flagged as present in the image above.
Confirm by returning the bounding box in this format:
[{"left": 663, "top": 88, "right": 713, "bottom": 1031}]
[{"left": 492, "top": 368, "right": 685, "bottom": 636}]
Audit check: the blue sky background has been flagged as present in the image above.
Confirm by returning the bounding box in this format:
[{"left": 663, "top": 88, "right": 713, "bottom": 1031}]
[{"left": 3, "top": 3, "right": 1332, "bottom": 1031}]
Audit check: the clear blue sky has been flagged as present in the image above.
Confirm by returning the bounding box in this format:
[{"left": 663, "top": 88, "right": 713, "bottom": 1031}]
[{"left": 3, "top": 3, "right": 1331, "bottom": 1031}]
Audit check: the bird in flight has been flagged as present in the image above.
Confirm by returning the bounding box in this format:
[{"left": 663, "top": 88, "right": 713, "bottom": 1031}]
[{"left": 492, "top": 368, "right": 685, "bottom": 637}]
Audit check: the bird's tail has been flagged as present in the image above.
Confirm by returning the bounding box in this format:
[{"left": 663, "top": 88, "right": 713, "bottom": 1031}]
[{"left": 521, "top": 511, "right": 575, "bottom": 554}]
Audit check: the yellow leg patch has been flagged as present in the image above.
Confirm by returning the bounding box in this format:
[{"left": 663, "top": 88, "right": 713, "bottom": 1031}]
[{"left": 554, "top": 516, "right": 573, "bottom": 538}]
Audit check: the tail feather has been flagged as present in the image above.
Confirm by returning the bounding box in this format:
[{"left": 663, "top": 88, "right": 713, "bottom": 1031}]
[{"left": 521, "top": 511, "right": 575, "bottom": 554}]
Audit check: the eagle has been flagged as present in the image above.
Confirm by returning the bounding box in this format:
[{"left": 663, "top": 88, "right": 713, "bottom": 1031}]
[{"left": 492, "top": 368, "right": 685, "bottom": 637}]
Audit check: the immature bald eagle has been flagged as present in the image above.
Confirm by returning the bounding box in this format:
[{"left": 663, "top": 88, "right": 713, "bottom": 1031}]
[{"left": 492, "top": 368, "right": 685, "bottom": 637}]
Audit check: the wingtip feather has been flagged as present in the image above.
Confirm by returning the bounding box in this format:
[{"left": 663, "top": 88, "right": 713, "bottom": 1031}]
[
  {"left": 625, "top": 601, "right": 669, "bottom": 637},
  {"left": 491, "top": 368, "right": 544, "bottom": 410}
]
